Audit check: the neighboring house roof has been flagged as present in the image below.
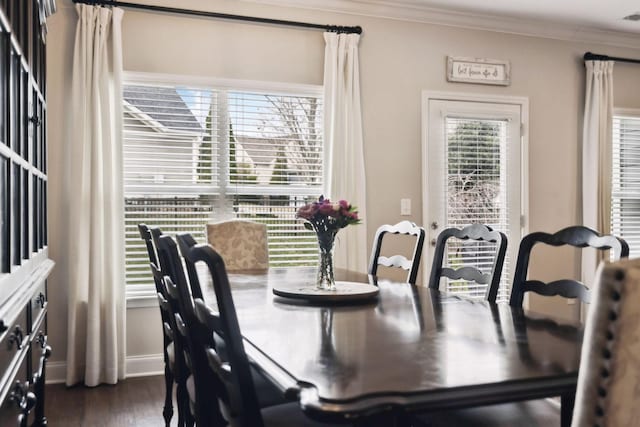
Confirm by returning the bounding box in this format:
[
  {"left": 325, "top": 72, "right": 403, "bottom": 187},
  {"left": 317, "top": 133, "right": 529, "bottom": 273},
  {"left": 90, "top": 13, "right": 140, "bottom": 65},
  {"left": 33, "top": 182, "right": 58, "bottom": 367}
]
[
  {"left": 234, "top": 135, "right": 294, "bottom": 167},
  {"left": 123, "top": 85, "right": 203, "bottom": 131}
]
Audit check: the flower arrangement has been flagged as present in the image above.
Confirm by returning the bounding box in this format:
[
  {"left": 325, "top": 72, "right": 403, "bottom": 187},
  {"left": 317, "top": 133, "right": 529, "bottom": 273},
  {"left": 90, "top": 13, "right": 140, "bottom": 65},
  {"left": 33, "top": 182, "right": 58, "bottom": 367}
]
[
  {"left": 297, "top": 196, "right": 361, "bottom": 291},
  {"left": 296, "top": 196, "right": 360, "bottom": 230}
]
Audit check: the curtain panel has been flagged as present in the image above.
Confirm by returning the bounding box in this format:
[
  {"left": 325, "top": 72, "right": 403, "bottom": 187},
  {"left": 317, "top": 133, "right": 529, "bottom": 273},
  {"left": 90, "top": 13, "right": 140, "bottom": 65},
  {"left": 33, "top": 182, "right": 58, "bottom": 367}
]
[
  {"left": 323, "top": 32, "right": 368, "bottom": 273},
  {"left": 65, "top": 4, "right": 126, "bottom": 387},
  {"left": 581, "top": 60, "right": 614, "bottom": 290}
]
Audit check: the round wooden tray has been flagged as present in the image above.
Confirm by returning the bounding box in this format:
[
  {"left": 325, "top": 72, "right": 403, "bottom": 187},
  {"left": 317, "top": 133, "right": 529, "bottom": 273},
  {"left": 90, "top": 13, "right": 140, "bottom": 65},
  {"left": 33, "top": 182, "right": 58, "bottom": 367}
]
[{"left": 272, "top": 281, "right": 379, "bottom": 302}]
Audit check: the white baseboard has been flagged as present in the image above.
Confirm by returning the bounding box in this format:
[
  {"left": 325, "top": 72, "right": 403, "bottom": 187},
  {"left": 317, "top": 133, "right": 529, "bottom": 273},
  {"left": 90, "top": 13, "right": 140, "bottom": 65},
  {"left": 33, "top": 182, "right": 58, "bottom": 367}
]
[
  {"left": 46, "top": 354, "right": 165, "bottom": 384},
  {"left": 46, "top": 361, "right": 67, "bottom": 384},
  {"left": 125, "top": 354, "right": 165, "bottom": 378}
]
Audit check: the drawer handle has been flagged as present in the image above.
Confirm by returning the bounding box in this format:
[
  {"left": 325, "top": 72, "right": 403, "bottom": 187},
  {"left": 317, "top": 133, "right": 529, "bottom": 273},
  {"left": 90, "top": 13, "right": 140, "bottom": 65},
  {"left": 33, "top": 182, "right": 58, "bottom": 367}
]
[
  {"left": 35, "top": 292, "right": 46, "bottom": 309},
  {"left": 8, "top": 325, "right": 24, "bottom": 351},
  {"left": 29, "top": 116, "right": 42, "bottom": 127},
  {"left": 9, "top": 381, "right": 36, "bottom": 412},
  {"left": 36, "top": 331, "right": 47, "bottom": 349}
]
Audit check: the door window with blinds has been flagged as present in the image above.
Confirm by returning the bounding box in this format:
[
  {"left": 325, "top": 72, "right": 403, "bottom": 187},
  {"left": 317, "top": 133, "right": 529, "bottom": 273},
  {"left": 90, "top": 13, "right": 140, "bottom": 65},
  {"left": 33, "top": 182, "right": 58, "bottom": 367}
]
[
  {"left": 612, "top": 113, "right": 640, "bottom": 258},
  {"left": 123, "top": 76, "right": 323, "bottom": 298},
  {"left": 424, "top": 97, "right": 525, "bottom": 301}
]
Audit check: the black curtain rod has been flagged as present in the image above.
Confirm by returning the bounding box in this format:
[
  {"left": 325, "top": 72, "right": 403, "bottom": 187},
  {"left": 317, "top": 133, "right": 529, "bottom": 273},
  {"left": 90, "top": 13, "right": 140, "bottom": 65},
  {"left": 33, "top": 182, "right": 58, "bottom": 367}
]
[
  {"left": 584, "top": 51, "right": 640, "bottom": 65},
  {"left": 71, "top": 0, "right": 362, "bottom": 34}
]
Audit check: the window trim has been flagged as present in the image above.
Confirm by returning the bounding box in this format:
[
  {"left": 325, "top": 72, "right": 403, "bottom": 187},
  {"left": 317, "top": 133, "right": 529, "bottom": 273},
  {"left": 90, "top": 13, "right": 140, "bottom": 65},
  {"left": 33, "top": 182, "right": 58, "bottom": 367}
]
[
  {"left": 611, "top": 107, "right": 640, "bottom": 260},
  {"left": 123, "top": 71, "right": 324, "bottom": 302},
  {"left": 124, "top": 71, "right": 323, "bottom": 99}
]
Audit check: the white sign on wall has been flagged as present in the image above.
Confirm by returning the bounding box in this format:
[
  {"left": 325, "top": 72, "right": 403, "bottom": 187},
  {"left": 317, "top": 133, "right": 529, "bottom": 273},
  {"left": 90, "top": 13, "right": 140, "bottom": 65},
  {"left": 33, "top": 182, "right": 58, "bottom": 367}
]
[{"left": 447, "top": 56, "right": 511, "bottom": 86}]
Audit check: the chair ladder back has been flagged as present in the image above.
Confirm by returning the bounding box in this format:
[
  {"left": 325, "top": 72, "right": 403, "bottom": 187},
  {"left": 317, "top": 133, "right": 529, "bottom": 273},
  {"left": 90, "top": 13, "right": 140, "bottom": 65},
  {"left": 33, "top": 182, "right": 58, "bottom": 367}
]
[
  {"left": 138, "top": 223, "right": 159, "bottom": 267},
  {"left": 194, "top": 299, "right": 233, "bottom": 395},
  {"left": 157, "top": 293, "right": 175, "bottom": 342},
  {"left": 176, "top": 233, "right": 204, "bottom": 300},
  {"left": 188, "top": 244, "right": 264, "bottom": 427},
  {"left": 369, "top": 221, "right": 426, "bottom": 284},
  {"left": 156, "top": 235, "right": 197, "bottom": 323},
  {"left": 172, "top": 234, "right": 230, "bottom": 426},
  {"left": 509, "top": 226, "right": 629, "bottom": 307},
  {"left": 139, "top": 226, "right": 175, "bottom": 331},
  {"left": 428, "top": 224, "right": 507, "bottom": 302}
]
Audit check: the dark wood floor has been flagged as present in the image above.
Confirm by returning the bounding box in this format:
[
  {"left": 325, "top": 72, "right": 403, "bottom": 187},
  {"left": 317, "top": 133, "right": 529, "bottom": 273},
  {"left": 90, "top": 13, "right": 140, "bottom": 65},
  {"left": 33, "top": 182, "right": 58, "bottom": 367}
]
[
  {"left": 46, "top": 375, "right": 171, "bottom": 427},
  {"left": 45, "top": 375, "right": 560, "bottom": 426}
]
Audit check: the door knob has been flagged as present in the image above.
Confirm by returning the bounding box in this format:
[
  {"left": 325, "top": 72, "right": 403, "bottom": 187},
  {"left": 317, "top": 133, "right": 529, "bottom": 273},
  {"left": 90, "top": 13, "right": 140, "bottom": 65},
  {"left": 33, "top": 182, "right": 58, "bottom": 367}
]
[
  {"left": 430, "top": 238, "right": 437, "bottom": 247},
  {"left": 430, "top": 222, "right": 438, "bottom": 230}
]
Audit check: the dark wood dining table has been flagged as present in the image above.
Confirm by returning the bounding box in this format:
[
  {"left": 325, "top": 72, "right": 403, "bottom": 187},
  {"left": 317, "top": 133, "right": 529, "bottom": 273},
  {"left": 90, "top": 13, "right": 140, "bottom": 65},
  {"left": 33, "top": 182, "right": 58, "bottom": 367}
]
[{"left": 201, "top": 267, "right": 583, "bottom": 425}]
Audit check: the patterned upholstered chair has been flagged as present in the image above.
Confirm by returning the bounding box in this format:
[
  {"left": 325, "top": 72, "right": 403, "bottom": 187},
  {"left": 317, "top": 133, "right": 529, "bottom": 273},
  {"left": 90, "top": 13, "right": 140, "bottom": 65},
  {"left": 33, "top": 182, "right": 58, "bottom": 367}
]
[
  {"left": 206, "top": 220, "right": 269, "bottom": 271},
  {"left": 572, "top": 258, "right": 640, "bottom": 427}
]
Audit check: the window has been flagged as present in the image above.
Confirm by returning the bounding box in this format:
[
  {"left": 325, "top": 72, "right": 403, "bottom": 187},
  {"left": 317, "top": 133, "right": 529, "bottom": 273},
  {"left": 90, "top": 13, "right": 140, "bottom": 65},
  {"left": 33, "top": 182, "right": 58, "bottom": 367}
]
[
  {"left": 424, "top": 95, "right": 526, "bottom": 301},
  {"left": 612, "top": 113, "right": 640, "bottom": 258},
  {"left": 123, "top": 75, "right": 323, "bottom": 299}
]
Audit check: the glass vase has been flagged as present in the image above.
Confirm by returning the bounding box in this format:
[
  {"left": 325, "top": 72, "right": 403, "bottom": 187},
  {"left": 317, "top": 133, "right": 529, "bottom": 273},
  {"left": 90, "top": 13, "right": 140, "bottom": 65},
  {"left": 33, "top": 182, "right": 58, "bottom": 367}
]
[{"left": 315, "top": 225, "right": 337, "bottom": 291}]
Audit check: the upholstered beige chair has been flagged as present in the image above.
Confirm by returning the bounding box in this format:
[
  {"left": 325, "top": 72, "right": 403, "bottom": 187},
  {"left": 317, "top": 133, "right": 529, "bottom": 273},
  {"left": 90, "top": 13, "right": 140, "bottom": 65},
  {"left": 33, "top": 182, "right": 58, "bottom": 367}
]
[
  {"left": 572, "top": 257, "right": 640, "bottom": 427},
  {"left": 206, "top": 220, "right": 269, "bottom": 271}
]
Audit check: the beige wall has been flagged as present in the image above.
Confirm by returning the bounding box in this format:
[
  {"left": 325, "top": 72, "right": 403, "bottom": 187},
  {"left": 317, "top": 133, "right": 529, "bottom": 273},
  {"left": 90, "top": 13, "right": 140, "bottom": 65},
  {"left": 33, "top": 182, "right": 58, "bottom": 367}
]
[{"left": 46, "top": 0, "right": 640, "bottom": 367}]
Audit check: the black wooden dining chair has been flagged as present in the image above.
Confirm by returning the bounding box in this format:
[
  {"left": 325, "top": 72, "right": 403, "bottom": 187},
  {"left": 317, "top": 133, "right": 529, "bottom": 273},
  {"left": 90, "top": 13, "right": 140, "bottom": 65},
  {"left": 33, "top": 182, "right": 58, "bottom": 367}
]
[
  {"left": 368, "top": 221, "right": 426, "bottom": 284},
  {"left": 428, "top": 224, "right": 507, "bottom": 302},
  {"left": 413, "top": 227, "right": 630, "bottom": 427},
  {"left": 509, "top": 225, "right": 629, "bottom": 307},
  {"left": 175, "top": 233, "right": 294, "bottom": 410},
  {"left": 137, "top": 224, "right": 174, "bottom": 426},
  {"left": 155, "top": 234, "right": 227, "bottom": 427},
  {"left": 187, "top": 242, "right": 342, "bottom": 427},
  {"left": 149, "top": 260, "right": 194, "bottom": 427}
]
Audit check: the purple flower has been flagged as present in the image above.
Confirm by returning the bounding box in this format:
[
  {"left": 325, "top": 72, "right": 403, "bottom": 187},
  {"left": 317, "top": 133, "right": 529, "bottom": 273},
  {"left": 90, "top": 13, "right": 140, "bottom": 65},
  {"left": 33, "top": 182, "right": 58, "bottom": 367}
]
[{"left": 297, "top": 196, "right": 361, "bottom": 230}]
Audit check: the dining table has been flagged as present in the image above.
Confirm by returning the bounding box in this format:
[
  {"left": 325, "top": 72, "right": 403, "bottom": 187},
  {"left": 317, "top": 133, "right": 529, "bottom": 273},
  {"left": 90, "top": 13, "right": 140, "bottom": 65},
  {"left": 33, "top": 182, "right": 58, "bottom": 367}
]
[{"left": 201, "top": 267, "right": 583, "bottom": 426}]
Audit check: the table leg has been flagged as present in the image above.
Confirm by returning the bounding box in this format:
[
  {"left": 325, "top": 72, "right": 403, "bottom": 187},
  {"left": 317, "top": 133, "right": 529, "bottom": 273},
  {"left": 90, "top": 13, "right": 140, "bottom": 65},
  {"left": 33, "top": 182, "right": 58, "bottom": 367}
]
[{"left": 561, "top": 393, "right": 575, "bottom": 427}]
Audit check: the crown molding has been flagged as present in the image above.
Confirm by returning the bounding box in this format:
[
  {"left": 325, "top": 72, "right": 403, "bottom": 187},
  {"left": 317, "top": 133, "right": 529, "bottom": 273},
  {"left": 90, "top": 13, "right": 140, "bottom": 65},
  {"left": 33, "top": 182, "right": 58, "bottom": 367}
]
[{"left": 239, "top": 0, "right": 640, "bottom": 49}]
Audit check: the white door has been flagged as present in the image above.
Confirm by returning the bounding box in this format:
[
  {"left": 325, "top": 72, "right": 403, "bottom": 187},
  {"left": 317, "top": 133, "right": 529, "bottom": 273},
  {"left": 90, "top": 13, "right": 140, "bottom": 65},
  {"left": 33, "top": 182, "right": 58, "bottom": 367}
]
[{"left": 423, "top": 96, "right": 526, "bottom": 301}]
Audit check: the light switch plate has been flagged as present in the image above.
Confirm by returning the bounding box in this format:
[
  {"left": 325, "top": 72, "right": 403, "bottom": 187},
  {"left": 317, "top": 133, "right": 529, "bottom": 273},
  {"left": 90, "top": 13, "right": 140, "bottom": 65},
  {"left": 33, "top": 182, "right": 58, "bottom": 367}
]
[{"left": 400, "top": 198, "right": 411, "bottom": 216}]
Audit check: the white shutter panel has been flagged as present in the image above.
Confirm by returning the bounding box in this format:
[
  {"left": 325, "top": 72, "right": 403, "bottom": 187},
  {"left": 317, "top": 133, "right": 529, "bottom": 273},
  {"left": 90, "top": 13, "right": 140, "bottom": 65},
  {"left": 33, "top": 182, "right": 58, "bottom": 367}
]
[
  {"left": 612, "top": 115, "right": 640, "bottom": 258},
  {"left": 443, "top": 117, "right": 511, "bottom": 301},
  {"left": 123, "top": 82, "right": 323, "bottom": 298},
  {"left": 227, "top": 91, "right": 323, "bottom": 267}
]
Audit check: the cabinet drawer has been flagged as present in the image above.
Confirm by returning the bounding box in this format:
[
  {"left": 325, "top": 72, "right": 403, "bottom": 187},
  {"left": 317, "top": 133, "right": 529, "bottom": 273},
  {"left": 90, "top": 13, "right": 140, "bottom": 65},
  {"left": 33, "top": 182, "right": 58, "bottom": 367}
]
[
  {"left": 0, "top": 354, "right": 30, "bottom": 427},
  {"left": 0, "top": 305, "right": 28, "bottom": 383},
  {"left": 29, "top": 281, "right": 47, "bottom": 332}
]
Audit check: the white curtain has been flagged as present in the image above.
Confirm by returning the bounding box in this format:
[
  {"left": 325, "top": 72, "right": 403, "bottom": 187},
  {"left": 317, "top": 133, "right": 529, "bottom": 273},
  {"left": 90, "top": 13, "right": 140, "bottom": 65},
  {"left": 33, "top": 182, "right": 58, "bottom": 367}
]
[
  {"left": 581, "top": 60, "right": 614, "bottom": 288},
  {"left": 65, "top": 4, "right": 126, "bottom": 387},
  {"left": 323, "top": 32, "right": 368, "bottom": 273}
]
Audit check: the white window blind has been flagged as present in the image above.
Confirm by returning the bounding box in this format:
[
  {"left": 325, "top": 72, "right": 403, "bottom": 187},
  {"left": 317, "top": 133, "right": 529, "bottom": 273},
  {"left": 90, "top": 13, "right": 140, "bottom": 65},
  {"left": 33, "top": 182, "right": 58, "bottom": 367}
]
[
  {"left": 612, "top": 114, "right": 640, "bottom": 258},
  {"left": 443, "top": 117, "right": 511, "bottom": 301},
  {"left": 123, "top": 81, "right": 323, "bottom": 298}
]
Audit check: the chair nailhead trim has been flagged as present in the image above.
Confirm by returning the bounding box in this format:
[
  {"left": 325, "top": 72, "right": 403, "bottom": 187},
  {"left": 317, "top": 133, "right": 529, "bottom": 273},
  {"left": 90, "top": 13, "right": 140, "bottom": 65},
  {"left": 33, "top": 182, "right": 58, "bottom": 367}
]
[{"left": 594, "top": 270, "right": 624, "bottom": 421}]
